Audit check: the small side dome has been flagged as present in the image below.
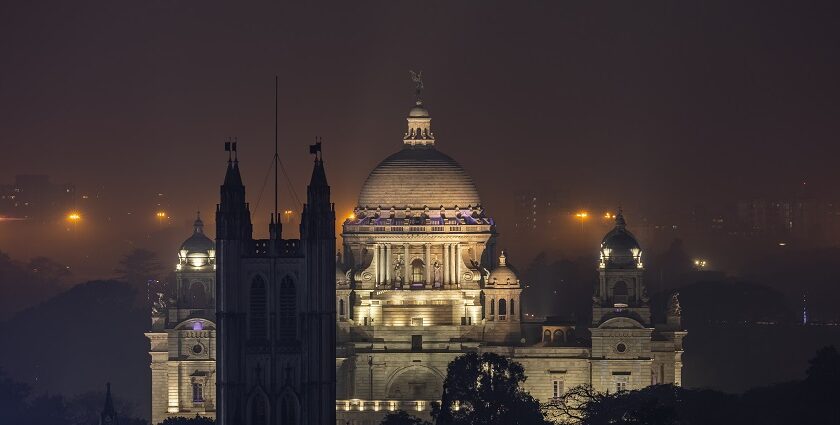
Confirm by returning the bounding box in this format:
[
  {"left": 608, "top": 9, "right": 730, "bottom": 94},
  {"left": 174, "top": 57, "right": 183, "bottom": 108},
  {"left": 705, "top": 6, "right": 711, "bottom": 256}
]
[
  {"left": 488, "top": 251, "right": 519, "bottom": 286},
  {"left": 600, "top": 210, "right": 642, "bottom": 269},
  {"left": 179, "top": 212, "right": 215, "bottom": 268},
  {"left": 409, "top": 102, "right": 430, "bottom": 118}
]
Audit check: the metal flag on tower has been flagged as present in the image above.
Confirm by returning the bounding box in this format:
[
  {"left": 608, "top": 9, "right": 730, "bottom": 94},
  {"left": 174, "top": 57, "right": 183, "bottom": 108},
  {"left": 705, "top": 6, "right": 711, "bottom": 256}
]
[{"left": 310, "top": 137, "right": 322, "bottom": 156}]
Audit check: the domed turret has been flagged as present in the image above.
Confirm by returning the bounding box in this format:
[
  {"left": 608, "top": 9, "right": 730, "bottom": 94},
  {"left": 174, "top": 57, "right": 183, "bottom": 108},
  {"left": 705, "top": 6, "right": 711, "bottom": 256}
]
[
  {"left": 487, "top": 251, "right": 519, "bottom": 287},
  {"left": 599, "top": 209, "right": 642, "bottom": 269},
  {"left": 178, "top": 212, "right": 215, "bottom": 269}
]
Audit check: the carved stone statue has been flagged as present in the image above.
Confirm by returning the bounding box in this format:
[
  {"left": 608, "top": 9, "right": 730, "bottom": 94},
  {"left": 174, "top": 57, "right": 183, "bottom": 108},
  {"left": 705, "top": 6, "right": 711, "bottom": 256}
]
[
  {"left": 433, "top": 259, "right": 442, "bottom": 287},
  {"left": 152, "top": 292, "right": 167, "bottom": 315},
  {"left": 393, "top": 255, "right": 404, "bottom": 288},
  {"left": 667, "top": 291, "right": 682, "bottom": 316}
]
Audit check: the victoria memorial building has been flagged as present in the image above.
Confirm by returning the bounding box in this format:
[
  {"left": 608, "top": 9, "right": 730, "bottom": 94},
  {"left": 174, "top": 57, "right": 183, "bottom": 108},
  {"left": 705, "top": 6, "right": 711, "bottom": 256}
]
[{"left": 146, "top": 86, "right": 687, "bottom": 425}]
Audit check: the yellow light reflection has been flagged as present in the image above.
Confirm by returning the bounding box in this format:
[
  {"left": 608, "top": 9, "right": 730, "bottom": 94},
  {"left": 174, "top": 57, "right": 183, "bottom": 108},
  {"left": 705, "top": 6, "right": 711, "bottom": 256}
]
[{"left": 67, "top": 212, "right": 81, "bottom": 222}]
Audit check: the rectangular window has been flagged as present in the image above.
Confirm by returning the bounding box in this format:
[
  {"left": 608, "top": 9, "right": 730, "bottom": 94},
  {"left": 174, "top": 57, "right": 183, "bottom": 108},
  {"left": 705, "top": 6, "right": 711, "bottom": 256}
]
[
  {"left": 614, "top": 375, "right": 629, "bottom": 393},
  {"left": 192, "top": 383, "right": 204, "bottom": 402},
  {"left": 552, "top": 379, "right": 564, "bottom": 399},
  {"left": 411, "top": 335, "right": 422, "bottom": 352}
]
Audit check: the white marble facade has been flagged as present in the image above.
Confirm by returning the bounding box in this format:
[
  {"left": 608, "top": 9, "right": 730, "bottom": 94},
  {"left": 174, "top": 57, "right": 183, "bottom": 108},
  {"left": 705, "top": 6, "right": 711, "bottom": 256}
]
[{"left": 334, "top": 96, "right": 686, "bottom": 424}]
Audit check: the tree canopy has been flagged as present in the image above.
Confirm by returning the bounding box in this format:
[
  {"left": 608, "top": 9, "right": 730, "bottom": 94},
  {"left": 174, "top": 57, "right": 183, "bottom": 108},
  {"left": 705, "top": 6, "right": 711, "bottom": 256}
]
[{"left": 435, "top": 352, "right": 549, "bottom": 425}]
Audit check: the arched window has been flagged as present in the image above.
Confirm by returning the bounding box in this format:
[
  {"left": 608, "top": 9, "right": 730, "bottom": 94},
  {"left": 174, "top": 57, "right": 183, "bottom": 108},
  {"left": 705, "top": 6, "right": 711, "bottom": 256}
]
[
  {"left": 498, "top": 299, "right": 507, "bottom": 319},
  {"left": 554, "top": 329, "right": 564, "bottom": 343},
  {"left": 411, "top": 259, "right": 425, "bottom": 284},
  {"left": 339, "top": 299, "right": 345, "bottom": 316},
  {"left": 250, "top": 394, "right": 268, "bottom": 425},
  {"left": 490, "top": 299, "right": 495, "bottom": 316},
  {"left": 280, "top": 394, "right": 296, "bottom": 425},
  {"left": 189, "top": 282, "right": 208, "bottom": 307},
  {"left": 249, "top": 277, "right": 267, "bottom": 340},
  {"left": 543, "top": 329, "right": 551, "bottom": 342},
  {"left": 510, "top": 299, "right": 515, "bottom": 316},
  {"left": 278, "top": 276, "right": 296, "bottom": 340},
  {"left": 613, "top": 281, "right": 629, "bottom": 304}
]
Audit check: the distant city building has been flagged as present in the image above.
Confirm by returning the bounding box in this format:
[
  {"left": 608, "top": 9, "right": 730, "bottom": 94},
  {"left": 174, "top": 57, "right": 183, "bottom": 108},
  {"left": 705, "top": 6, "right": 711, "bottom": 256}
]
[
  {"left": 0, "top": 174, "right": 75, "bottom": 220},
  {"left": 513, "top": 189, "right": 560, "bottom": 233}
]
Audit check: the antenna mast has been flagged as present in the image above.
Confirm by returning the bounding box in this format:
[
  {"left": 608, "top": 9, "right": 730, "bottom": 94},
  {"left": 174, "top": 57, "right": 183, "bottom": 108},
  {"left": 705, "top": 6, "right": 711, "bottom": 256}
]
[{"left": 274, "top": 75, "right": 279, "bottom": 223}]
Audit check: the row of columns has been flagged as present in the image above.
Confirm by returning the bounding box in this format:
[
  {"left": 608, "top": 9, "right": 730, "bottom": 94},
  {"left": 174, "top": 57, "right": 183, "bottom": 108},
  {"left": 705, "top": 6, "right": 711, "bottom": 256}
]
[{"left": 371, "top": 243, "right": 465, "bottom": 286}]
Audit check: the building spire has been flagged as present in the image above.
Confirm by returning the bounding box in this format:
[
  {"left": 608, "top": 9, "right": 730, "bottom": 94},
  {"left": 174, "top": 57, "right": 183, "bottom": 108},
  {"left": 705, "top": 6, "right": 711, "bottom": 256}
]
[
  {"left": 100, "top": 382, "right": 119, "bottom": 425},
  {"left": 615, "top": 206, "right": 626, "bottom": 229},
  {"left": 193, "top": 211, "right": 204, "bottom": 234},
  {"left": 404, "top": 71, "right": 435, "bottom": 147}
]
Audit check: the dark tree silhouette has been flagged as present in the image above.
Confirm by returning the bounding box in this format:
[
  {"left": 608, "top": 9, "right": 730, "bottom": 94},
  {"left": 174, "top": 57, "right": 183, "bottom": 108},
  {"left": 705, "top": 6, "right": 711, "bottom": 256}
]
[
  {"left": 543, "top": 347, "right": 840, "bottom": 425},
  {"left": 115, "top": 248, "right": 163, "bottom": 306},
  {"left": 379, "top": 410, "right": 431, "bottom": 425},
  {"left": 435, "top": 352, "right": 549, "bottom": 425},
  {"left": 160, "top": 414, "right": 215, "bottom": 425},
  {"left": 0, "top": 369, "right": 147, "bottom": 425}
]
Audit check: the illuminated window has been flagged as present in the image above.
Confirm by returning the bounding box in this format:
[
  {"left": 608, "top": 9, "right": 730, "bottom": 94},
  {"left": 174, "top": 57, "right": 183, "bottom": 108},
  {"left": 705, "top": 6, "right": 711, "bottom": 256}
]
[
  {"left": 552, "top": 379, "right": 564, "bottom": 399},
  {"left": 411, "top": 259, "right": 425, "bottom": 284},
  {"left": 278, "top": 276, "right": 296, "bottom": 340},
  {"left": 614, "top": 375, "right": 629, "bottom": 393},
  {"left": 498, "top": 299, "right": 507, "bottom": 320},
  {"left": 192, "top": 382, "right": 204, "bottom": 403},
  {"left": 249, "top": 277, "right": 267, "bottom": 340}
]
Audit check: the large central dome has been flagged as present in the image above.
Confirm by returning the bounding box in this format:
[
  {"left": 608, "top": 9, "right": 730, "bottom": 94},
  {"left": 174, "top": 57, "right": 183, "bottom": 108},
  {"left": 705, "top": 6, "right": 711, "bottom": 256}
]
[
  {"left": 357, "top": 146, "right": 481, "bottom": 210},
  {"left": 357, "top": 97, "right": 481, "bottom": 211}
]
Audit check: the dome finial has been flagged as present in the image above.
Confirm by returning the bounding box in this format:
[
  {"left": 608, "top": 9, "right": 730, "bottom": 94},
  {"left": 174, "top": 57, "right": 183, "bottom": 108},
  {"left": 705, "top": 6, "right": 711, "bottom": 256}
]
[
  {"left": 404, "top": 71, "right": 434, "bottom": 147},
  {"left": 615, "top": 206, "right": 626, "bottom": 229},
  {"left": 499, "top": 250, "right": 507, "bottom": 266},
  {"left": 194, "top": 211, "right": 204, "bottom": 234}
]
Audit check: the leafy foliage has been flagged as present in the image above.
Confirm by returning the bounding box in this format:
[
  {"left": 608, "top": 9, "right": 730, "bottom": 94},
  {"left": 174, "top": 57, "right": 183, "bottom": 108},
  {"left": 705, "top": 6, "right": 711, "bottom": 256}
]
[
  {"left": 379, "top": 410, "right": 431, "bottom": 425},
  {"left": 435, "top": 352, "right": 549, "bottom": 425},
  {"left": 543, "top": 346, "right": 840, "bottom": 425}
]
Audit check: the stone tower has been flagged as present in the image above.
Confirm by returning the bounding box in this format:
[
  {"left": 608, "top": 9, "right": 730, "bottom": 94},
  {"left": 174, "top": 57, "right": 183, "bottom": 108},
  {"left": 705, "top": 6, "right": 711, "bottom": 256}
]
[
  {"left": 146, "top": 213, "right": 217, "bottom": 425},
  {"left": 215, "top": 145, "right": 335, "bottom": 425},
  {"left": 299, "top": 151, "right": 337, "bottom": 424}
]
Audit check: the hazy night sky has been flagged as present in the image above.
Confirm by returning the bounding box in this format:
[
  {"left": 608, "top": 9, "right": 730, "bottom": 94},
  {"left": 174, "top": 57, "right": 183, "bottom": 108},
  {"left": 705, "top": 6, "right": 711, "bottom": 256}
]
[{"left": 1, "top": 0, "right": 839, "bottom": 252}]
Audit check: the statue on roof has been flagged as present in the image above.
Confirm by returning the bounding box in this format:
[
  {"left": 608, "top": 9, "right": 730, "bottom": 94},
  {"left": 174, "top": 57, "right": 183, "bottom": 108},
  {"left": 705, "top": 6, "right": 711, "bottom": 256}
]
[
  {"left": 410, "top": 70, "right": 424, "bottom": 102},
  {"left": 667, "top": 291, "right": 682, "bottom": 316}
]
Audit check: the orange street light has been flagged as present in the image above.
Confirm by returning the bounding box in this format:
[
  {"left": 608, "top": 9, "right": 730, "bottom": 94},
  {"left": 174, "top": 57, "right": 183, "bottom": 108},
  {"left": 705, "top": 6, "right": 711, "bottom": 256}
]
[
  {"left": 156, "top": 211, "right": 167, "bottom": 224},
  {"left": 67, "top": 212, "right": 82, "bottom": 222},
  {"left": 574, "top": 211, "right": 589, "bottom": 219}
]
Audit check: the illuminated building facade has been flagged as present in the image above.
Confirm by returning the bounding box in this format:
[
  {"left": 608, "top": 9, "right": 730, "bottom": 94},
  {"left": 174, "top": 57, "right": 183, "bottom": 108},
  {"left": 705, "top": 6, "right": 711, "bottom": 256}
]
[
  {"left": 147, "top": 86, "right": 685, "bottom": 425},
  {"left": 335, "top": 93, "right": 686, "bottom": 423},
  {"left": 146, "top": 214, "right": 218, "bottom": 425}
]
